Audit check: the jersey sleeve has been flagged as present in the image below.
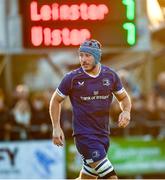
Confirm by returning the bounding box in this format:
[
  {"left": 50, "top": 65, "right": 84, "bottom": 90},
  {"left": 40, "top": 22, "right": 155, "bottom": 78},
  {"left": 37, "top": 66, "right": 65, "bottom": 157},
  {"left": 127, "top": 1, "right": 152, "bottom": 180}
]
[
  {"left": 113, "top": 71, "right": 125, "bottom": 94},
  {"left": 56, "top": 73, "right": 72, "bottom": 98}
]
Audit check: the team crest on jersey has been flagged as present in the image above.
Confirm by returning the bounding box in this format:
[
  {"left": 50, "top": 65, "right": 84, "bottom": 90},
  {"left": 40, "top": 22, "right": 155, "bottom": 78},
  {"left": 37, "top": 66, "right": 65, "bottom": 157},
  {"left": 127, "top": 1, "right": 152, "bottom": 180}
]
[
  {"left": 78, "top": 81, "right": 84, "bottom": 86},
  {"left": 103, "top": 78, "right": 110, "bottom": 86},
  {"left": 93, "top": 91, "right": 99, "bottom": 95},
  {"left": 92, "top": 150, "right": 100, "bottom": 159}
]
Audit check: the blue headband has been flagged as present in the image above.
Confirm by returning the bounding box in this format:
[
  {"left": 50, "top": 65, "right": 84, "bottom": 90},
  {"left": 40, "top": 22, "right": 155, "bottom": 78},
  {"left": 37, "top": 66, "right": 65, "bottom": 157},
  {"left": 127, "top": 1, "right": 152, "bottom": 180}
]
[{"left": 79, "top": 40, "right": 102, "bottom": 64}]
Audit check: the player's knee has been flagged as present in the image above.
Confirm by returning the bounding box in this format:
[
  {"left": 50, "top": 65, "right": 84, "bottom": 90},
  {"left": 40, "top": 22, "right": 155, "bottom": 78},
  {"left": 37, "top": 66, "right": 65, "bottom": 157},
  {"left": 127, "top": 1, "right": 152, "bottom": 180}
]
[
  {"left": 94, "top": 157, "right": 116, "bottom": 179},
  {"left": 81, "top": 163, "right": 98, "bottom": 178},
  {"left": 99, "top": 171, "right": 118, "bottom": 179}
]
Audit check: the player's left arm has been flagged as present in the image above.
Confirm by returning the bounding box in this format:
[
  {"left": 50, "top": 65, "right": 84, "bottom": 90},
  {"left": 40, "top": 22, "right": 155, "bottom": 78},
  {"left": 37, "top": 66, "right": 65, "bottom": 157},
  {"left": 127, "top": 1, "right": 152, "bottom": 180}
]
[{"left": 114, "top": 89, "right": 132, "bottom": 128}]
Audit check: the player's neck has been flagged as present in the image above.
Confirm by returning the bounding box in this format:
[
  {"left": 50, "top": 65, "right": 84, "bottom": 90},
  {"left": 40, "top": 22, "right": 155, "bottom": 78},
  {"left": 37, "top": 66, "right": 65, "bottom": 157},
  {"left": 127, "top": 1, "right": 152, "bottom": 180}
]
[{"left": 84, "top": 63, "right": 101, "bottom": 77}]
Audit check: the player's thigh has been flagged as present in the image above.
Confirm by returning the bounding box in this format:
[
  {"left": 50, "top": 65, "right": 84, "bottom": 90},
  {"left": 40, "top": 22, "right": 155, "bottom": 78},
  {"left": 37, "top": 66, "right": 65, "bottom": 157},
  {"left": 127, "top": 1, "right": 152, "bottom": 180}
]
[
  {"left": 89, "top": 158, "right": 118, "bottom": 179},
  {"left": 74, "top": 135, "right": 109, "bottom": 163}
]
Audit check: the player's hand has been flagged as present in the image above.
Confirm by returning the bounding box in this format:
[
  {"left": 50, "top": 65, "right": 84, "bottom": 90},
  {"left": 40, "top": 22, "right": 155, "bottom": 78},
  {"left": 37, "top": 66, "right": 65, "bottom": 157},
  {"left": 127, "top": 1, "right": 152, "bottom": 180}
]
[
  {"left": 118, "top": 111, "right": 130, "bottom": 128},
  {"left": 52, "top": 127, "right": 65, "bottom": 147}
]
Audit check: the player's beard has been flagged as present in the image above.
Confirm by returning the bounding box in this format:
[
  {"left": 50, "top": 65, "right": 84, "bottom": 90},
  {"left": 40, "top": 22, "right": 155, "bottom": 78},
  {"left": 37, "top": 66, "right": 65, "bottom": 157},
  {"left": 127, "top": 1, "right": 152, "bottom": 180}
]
[{"left": 84, "top": 62, "right": 97, "bottom": 73}]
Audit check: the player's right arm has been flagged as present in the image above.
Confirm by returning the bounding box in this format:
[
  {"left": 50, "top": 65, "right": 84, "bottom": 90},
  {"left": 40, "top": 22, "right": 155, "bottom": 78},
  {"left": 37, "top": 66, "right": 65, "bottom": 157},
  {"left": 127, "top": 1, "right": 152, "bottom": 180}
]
[{"left": 49, "top": 90, "right": 65, "bottom": 147}]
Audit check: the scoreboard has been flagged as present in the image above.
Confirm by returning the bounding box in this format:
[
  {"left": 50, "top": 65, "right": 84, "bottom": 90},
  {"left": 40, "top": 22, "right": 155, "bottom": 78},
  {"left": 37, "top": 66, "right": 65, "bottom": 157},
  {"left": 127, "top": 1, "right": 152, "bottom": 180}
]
[{"left": 20, "top": 0, "right": 136, "bottom": 48}]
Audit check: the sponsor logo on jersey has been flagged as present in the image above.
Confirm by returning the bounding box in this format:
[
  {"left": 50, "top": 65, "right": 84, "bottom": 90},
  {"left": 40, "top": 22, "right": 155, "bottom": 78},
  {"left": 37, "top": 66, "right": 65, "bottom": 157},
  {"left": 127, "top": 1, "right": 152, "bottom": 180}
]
[
  {"left": 80, "top": 95, "right": 109, "bottom": 101},
  {"left": 93, "top": 91, "right": 99, "bottom": 95},
  {"left": 78, "top": 81, "right": 84, "bottom": 86}
]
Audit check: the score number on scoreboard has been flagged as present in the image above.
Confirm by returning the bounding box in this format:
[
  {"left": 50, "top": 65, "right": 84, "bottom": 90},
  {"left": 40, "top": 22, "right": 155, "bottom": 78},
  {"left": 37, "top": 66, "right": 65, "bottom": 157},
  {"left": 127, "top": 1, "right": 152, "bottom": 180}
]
[{"left": 20, "top": 0, "right": 136, "bottom": 48}]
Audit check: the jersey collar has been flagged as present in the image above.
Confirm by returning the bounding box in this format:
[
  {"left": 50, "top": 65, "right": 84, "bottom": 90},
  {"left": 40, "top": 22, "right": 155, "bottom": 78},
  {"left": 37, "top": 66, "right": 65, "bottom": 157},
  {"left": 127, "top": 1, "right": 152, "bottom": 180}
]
[{"left": 82, "top": 63, "right": 102, "bottom": 78}]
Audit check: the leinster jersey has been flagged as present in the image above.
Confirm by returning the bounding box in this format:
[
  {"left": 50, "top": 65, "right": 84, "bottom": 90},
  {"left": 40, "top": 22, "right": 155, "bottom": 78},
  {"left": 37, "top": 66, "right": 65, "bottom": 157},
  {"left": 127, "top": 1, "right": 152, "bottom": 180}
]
[{"left": 57, "top": 65, "right": 124, "bottom": 136}]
